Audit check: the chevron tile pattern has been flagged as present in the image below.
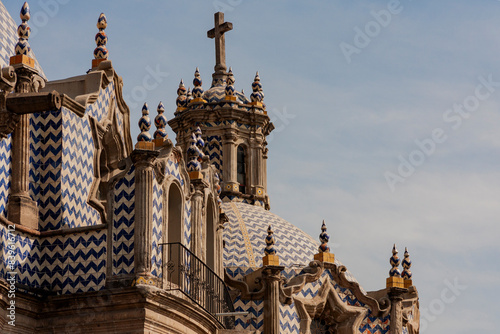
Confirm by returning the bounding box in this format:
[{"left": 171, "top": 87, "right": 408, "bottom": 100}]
[
  {"left": 60, "top": 107, "right": 100, "bottom": 229},
  {"left": 28, "top": 80, "right": 115, "bottom": 231},
  {"left": 0, "top": 222, "right": 107, "bottom": 294},
  {"left": 222, "top": 202, "right": 319, "bottom": 268},
  {"left": 151, "top": 178, "right": 163, "bottom": 278},
  {"left": 29, "top": 111, "right": 63, "bottom": 229},
  {"left": 0, "top": 135, "right": 11, "bottom": 217},
  {"left": 280, "top": 302, "right": 300, "bottom": 334},
  {"left": 0, "top": 1, "right": 46, "bottom": 78},
  {"left": 205, "top": 136, "right": 222, "bottom": 176},
  {"left": 165, "top": 157, "right": 184, "bottom": 186},
  {"left": 359, "top": 311, "right": 390, "bottom": 334},
  {"left": 184, "top": 200, "right": 191, "bottom": 247},
  {"left": 112, "top": 167, "right": 135, "bottom": 275}
]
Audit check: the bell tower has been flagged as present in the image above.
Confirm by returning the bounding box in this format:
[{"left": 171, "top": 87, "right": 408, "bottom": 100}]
[{"left": 168, "top": 12, "right": 274, "bottom": 209}]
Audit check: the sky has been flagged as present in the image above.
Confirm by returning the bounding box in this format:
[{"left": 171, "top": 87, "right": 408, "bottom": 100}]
[{"left": 3, "top": 0, "right": 500, "bottom": 332}]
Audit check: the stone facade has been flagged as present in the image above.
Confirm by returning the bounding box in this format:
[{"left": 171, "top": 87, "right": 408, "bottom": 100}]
[{"left": 0, "top": 3, "right": 420, "bottom": 334}]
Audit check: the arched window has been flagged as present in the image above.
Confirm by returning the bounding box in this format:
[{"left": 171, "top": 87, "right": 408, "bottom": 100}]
[
  {"left": 167, "top": 183, "right": 183, "bottom": 244},
  {"left": 206, "top": 198, "right": 215, "bottom": 271},
  {"left": 237, "top": 145, "right": 246, "bottom": 193},
  {"left": 165, "top": 183, "right": 183, "bottom": 287}
]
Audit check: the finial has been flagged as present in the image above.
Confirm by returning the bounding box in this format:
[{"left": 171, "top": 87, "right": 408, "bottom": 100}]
[
  {"left": 93, "top": 13, "right": 108, "bottom": 67},
  {"left": 386, "top": 244, "right": 405, "bottom": 288},
  {"left": 137, "top": 103, "right": 152, "bottom": 142},
  {"left": 250, "top": 71, "right": 264, "bottom": 107},
  {"left": 215, "top": 172, "right": 222, "bottom": 206},
  {"left": 402, "top": 247, "right": 413, "bottom": 287},
  {"left": 187, "top": 133, "right": 202, "bottom": 178},
  {"left": 224, "top": 67, "right": 237, "bottom": 101},
  {"left": 195, "top": 126, "right": 205, "bottom": 152},
  {"left": 318, "top": 220, "right": 330, "bottom": 253},
  {"left": 187, "top": 87, "right": 193, "bottom": 104},
  {"left": 191, "top": 67, "right": 206, "bottom": 103},
  {"left": 175, "top": 79, "right": 187, "bottom": 112},
  {"left": 314, "top": 220, "right": 335, "bottom": 263},
  {"left": 389, "top": 244, "right": 401, "bottom": 277},
  {"left": 14, "top": 2, "right": 31, "bottom": 56},
  {"left": 264, "top": 225, "right": 276, "bottom": 256},
  {"left": 153, "top": 102, "right": 168, "bottom": 140}
]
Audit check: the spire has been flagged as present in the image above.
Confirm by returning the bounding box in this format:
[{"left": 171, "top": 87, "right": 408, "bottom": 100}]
[
  {"left": 386, "top": 244, "right": 404, "bottom": 288},
  {"left": 314, "top": 220, "right": 335, "bottom": 263},
  {"left": 137, "top": 103, "right": 152, "bottom": 142},
  {"left": 10, "top": 2, "right": 35, "bottom": 67},
  {"left": 191, "top": 68, "right": 206, "bottom": 103},
  {"left": 175, "top": 79, "right": 188, "bottom": 114},
  {"left": 402, "top": 247, "right": 413, "bottom": 288},
  {"left": 93, "top": 13, "right": 108, "bottom": 68},
  {"left": 250, "top": 71, "right": 264, "bottom": 108},
  {"left": 224, "top": 67, "right": 237, "bottom": 101},
  {"left": 154, "top": 102, "right": 168, "bottom": 140}
]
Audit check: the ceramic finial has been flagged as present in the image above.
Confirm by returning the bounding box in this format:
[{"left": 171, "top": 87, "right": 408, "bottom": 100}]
[
  {"left": 389, "top": 244, "right": 401, "bottom": 278},
  {"left": 192, "top": 67, "right": 204, "bottom": 99},
  {"left": 225, "top": 67, "right": 235, "bottom": 97},
  {"left": 137, "top": 103, "right": 152, "bottom": 142},
  {"left": 264, "top": 225, "right": 276, "bottom": 256},
  {"left": 402, "top": 247, "right": 412, "bottom": 280},
  {"left": 187, "top": 133, "right": 201, "bottom": 172},
  {"left": 176, "top": 79, "right": 187, "bottom": 110},
  {"left": 154, "top": 102, "right": 168, "bottom": 140},
  {"left": 250, "top": 71, "right": 264, "bottom": 106},
  {"left": 15, "top": 2, "right": 31, "bottom": 56},
  {"left": 318, "top": 220, "right": 330, "bottom": 253},
  {"left": 94, "top": 13, "right": 108, "bottom": 60}
]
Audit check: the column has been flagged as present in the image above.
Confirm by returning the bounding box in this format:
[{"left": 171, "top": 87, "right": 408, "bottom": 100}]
[
  {"left": 221, "top": 131, "right": 238, "bottom": 193},
  {"left": 262, "top": 267, "right": 283, "bottom": 334},
  {"left": 7, "top": 66, "right": 40, "bottom": 229},
  {"left": 131, "top": 150, "right": 159, "bottom": 276}
]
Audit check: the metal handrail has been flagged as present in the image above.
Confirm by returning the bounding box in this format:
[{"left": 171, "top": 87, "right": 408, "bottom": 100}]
[{"left": 159, "top": 242, "right": 235, "bottom": 328}]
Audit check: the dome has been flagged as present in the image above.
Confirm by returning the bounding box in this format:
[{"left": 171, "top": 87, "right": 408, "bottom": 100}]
[
  {"left": 222, "top": 202, "right": 318, "bottom": 269},
  {"left": 203, "top": 85, "right": 250, "bottom": 104},
  {"left": 222, "top": 202, "right": 362, "bottom": 284}
]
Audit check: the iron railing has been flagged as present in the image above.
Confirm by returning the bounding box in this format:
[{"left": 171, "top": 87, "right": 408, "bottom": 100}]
[{"left": 160, "top": 242, "right": 235, "bottom": 328}]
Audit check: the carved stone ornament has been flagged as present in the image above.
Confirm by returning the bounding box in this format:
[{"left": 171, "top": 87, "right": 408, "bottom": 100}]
[{"left": 0, "top": 66, "right": 18, "bottom": 139}]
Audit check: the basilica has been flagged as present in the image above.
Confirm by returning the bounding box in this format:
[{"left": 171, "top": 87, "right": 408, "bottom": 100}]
[{"left": 0, "top": 2, "right": 420, "bottom": 333}]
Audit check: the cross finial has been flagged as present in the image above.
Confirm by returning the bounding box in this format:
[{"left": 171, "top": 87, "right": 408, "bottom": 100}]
[{"left": 207, "top": 12, "right": 233, "bottom": 78}]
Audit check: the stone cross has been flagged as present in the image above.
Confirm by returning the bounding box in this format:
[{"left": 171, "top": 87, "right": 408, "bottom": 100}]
[{"left": 207, "top": 12, "right": 233, "bottom": 74}]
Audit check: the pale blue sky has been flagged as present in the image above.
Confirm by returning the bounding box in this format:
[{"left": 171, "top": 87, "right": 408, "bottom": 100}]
[{"left": 4, "top": 0, "right": 500, "bottom": 332}]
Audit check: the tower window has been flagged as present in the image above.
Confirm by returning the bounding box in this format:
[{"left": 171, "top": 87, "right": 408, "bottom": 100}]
[{"left": 237, "top": 145, "right": 246, "bottom": 193}]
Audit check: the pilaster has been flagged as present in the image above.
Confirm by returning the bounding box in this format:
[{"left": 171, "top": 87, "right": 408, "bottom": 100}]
[
  {"left": 388, "top": 287, "right": 406, "bottom": 334},
  {"left": 262, "top": 266, "right": 284, "bottom": 334},
  {"left": 7, "top": 63, "right": 43, "bottom": 229},
  {"left": 131, "top": 149, "right": 159, "bottom": 277},
  {"left": 190, "top": 178, "right": 208, "bottom": 260},
  {"left": 222, "top": 131, "right": 238, "bottom": 192}
]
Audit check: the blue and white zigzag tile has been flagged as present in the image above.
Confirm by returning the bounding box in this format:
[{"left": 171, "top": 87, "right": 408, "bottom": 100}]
[{"left": 112, "top": 166, "right": 135, "bottom": 275}]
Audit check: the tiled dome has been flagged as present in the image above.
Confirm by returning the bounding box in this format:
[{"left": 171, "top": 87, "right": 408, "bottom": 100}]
[
  {"left": 222, "top": 202, "right": 318, "bottom": 269},
  {"left": 0, "top": 1, "right": 45, "bottom": 78},
  {"left": 222, "top": 202, "right": 362, "bottom": 284}
]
